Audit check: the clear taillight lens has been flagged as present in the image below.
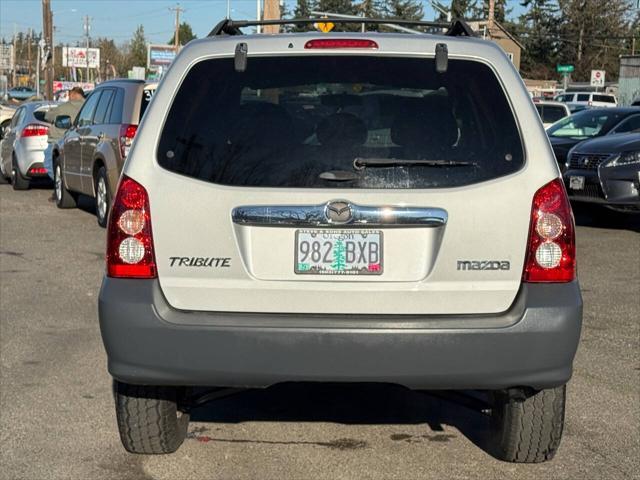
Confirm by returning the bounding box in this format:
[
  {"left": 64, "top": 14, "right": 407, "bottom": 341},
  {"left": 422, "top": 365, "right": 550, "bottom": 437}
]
[
  {"left": 106, "top": 176, "right": 156, "bottom": 278},
  {"left": 523, "top": 178, "right": 576, "bottom": 282},
  {"left": 118, "top": 124, "right": 138, "bottom": 159}
]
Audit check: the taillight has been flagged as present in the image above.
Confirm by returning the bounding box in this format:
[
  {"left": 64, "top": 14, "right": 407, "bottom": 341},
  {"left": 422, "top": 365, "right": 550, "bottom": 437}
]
[
  {"left": 119, "top": 124, "right": 138, "bottom": 159},
  {"left": 523, "top": 178, "right": 575, "bottom": 282},
  {"left": 106, "top": 175, "right": 156, "bottom": 278},
  {"left": 304, "top": 39, "right": 378, "bottom": 49},
  {"left": 28, "top": 167, "right": 48, "bottom": 175},
  {"left": 22, "top": 124, "right": 48, "bottom": 137}
]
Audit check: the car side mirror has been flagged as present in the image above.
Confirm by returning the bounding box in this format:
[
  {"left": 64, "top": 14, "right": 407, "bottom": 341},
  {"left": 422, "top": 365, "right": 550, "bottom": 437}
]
[{"left": 55, "top": 115, "right": 72, "bottom": 129}]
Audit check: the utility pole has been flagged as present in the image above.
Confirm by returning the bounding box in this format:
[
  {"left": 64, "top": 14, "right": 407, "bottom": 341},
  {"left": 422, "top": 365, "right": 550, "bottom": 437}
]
[
  {"left": 84, "top": 15, "right": 91, "bottom": 83},
  {"left": 169, "top": 4, "right": 184, "bottom": 51},
  {"left": 262, "top": 0, "right": 280, "bottom": 34},
  {"left": 488, "top": 0, "right": 495, "bottom": 31},
  {"left": 12, "top": 23, "right": 16, "bottom": 87},
  {"left": 27, "top": 28, "right": 32, "bottom": 79},
  {"left": 42, "top": 0, "right": 53, "bottom": 100}
]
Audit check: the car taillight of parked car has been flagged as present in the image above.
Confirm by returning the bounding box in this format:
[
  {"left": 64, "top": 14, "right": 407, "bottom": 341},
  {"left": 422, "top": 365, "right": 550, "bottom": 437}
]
[
  {"left": 106, "top": 175, "right": 156, "bottom": 278},
  {"left": 21, "top": 124, "right": 48, "bottom": 137},
  {"left": 119, "top": 124, "right": 138, "bottom": 159},
  {"left": 523, "top": 178, "right": 576, "bottom": 282}
]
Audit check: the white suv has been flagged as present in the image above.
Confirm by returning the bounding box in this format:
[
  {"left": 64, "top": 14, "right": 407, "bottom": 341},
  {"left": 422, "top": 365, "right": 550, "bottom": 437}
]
[
  {"left": 555, "top": 91, "right": 617, "bottom": 111},
  {"left": 99, "top": 18, "right": 582, "bottom": 463}
]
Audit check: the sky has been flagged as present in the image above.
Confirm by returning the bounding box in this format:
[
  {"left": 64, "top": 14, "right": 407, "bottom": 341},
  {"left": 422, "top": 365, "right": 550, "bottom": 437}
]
[{"left": 0, "top": 0, "right": 527, "bottom": 46}]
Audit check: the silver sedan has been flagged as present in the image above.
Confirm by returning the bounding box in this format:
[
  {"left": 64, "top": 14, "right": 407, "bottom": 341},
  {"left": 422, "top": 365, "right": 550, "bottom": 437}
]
[{"left": 0, "top": 101, "right": 57, "bottom": 190}]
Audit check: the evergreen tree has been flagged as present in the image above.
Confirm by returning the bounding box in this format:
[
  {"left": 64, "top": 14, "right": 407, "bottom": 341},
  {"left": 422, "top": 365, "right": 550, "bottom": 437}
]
[
  {"left": 382, "top": 0, "right": 424, "bottom": 21},
  {"left": 472, "top": 0, "right": 510, "bottom": 22},
  {"left": 127, "top": 25, "right": 147, "bottom": 72},
  {"left": 167, "top": 22, "right": 197, "bottom": 46},
  {"left": 518, "top": 0, "right": 560, "bottom": 79},
  {"left": 450, "top": 0, "right": 477, "bottom": 18},
  {"left": 292, "top": 0, "right": 318, "bottom": 31}
]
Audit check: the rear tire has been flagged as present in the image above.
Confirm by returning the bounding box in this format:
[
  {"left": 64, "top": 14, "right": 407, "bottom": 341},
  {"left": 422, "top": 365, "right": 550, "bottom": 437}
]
[
  {"left": 490, "top": 385, "right": 566, "bottom": 463},
  {"left": 94, "top": 166, "right": 111, "bottom": 228},
  {"left": 54, "top": 161, "right": 77, "bottom": 208},
  {"left": 11, "top": 158, "right": 29, "bottom": 190},
  {"left": 115, "top": 381, "right": 190, "bottom": 454},
  {"left": 0, "top": 161, "right": 8, "bottom": 184}
]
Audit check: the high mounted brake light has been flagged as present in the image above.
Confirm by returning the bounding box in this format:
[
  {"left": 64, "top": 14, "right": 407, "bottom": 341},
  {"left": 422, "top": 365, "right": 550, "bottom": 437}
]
[
  {"left": 304, "top": 39, "right": 378, "bottom": 49},
  {"left": 106, "top": 176, "right": 156, "bottom": 278},
  {"left": 523, "top": 178, "right": 576, "bottom": 283}
]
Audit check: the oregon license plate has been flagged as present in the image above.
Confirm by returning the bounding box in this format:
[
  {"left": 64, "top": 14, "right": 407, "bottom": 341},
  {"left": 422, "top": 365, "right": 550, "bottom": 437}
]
[
  {"left": 569, "top": 176, "right": 585, "bottom": 190},
  {"left": 295, "top": 230, "right": 383, "bottom": 275}
]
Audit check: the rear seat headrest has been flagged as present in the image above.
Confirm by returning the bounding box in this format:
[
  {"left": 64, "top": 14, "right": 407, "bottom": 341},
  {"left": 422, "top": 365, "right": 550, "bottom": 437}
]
[{"left": 316, "top": 112, "right": 368, "bottom": 148}]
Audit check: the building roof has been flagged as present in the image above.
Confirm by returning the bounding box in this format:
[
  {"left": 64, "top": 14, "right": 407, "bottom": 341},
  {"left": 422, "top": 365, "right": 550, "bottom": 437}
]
[{"left": 467, "top": 19, "right": 525, "bottom": 50}]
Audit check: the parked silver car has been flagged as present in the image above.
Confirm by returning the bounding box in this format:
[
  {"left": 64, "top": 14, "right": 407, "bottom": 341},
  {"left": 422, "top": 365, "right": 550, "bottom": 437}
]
[{"left": 0, "top": 101, "right": 57, "bottom": 189}]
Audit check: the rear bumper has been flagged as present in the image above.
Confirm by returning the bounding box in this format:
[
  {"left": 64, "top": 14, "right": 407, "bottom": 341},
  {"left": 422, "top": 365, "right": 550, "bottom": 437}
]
[{"left": 99, "top": 278, "right": 582, "bottom": 390}]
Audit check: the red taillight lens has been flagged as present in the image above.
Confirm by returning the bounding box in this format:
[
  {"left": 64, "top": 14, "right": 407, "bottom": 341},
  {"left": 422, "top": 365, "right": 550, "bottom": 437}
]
[
  {"left": 118, "top": 124, "right": 138, "bottom": 159},
  {"left": 523, "top": 178, "right": 576, "bottom": 283},
  {"left": 28, "top": 167, "right": 48, "bottom": 175},
  {"left": 22, "top": 124, "right": 49, "bottom": 137},
  {"left": 106, "top": 175, "right": 156, "bottom": 278},
  {"left": 304, "top": 39, "right": 378, "bottom": 49}
]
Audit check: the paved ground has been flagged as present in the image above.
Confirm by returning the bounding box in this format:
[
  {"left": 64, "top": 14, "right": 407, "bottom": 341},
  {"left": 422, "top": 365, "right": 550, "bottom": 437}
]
[{"left": 1, "top": 186, "right": 638, "bottom": 480}]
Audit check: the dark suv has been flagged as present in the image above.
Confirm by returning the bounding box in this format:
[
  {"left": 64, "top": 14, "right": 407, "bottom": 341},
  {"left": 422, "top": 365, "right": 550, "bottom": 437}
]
[{"left": 53, "top": 80, "right": 156, "bottom": 226}]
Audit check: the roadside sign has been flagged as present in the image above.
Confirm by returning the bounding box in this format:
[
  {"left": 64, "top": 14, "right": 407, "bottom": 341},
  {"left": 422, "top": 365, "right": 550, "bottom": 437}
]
[
  {"left": 590, "top": 70, "right": 605, "bottom": 87},
  {"left": 556, "top": 64, "right": 574, "bottom": 73},
  {"left": 147, "top": 44, "right": 177, "bottom": 69},
  {"left": 314, "top": 21, "right": 335, "bottom": 33}
]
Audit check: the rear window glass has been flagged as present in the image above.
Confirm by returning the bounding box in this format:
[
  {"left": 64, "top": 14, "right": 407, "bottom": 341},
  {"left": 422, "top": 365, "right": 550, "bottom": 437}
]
[
  {"left": 140, "top": 87, "right": 155, "bottom": 121},
  {"left": 536, "top": 105, "right": 567, "bottom": 124},
  {"left": 577, "top": 94, "right": 589, "bottom": 101},
  {"left": 158, "top": 56, "right": 524, "bottom": 189},
  {"left": 593, "top": 94, "right": 615, "bottom": 103}
]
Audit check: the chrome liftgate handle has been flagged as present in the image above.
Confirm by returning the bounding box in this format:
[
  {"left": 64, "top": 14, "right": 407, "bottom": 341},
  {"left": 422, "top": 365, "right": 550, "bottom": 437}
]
[{"left": 232, "top": 202, "right": 448, "bottom": 228}]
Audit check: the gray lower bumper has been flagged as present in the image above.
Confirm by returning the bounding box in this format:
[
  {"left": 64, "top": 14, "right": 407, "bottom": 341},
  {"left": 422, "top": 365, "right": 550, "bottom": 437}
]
[{"left": 99, "top": 279, "right": 582, "bottom": 390}]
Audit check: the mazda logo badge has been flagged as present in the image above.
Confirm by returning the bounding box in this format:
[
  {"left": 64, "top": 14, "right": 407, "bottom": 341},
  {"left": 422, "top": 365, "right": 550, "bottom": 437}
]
[{"left": 324, "top": 200, "right": 353, "bottom": 224}]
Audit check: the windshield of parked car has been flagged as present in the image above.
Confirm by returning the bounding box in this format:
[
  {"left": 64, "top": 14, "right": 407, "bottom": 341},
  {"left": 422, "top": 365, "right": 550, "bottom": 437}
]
[
  {"left": 547, "top": 110, "right": 619, "bottom": 139},
  {"left": 158, "top": 56, "right": 524, "bottom": 189}
]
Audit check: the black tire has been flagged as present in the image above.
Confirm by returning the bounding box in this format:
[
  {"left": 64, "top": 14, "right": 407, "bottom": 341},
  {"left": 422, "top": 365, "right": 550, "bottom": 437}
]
[
  {"left": 54, "top": 160, "right": 77, "bottom": 208},
  {"left": 94, "top": 166, "right": 111, "bottom": 228},
  {"left": 115, "top": 381, "right": 190, "bottom": 454},
  {"left": 490, "top": 385, "right": 566, "bottom": 463},
  {"left": 11, "top": 158, "right": 29, "bottom": 190},
  {"left": 0, "top": 119, "right": 10, "bottom": 140},
  {"left": 0, "top": 161, "right": 8, "bottom": 184}
]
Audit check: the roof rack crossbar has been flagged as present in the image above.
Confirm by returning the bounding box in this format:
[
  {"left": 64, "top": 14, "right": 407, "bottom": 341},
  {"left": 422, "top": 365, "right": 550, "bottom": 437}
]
[{"left": 207, "top": 17, "right": 476, "bottom": 38}]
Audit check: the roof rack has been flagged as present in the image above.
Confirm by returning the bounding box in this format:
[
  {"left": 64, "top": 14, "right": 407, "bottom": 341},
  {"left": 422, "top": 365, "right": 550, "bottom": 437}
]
[{"left": 207, "top": 17, "right": 476, "bottom": 38}]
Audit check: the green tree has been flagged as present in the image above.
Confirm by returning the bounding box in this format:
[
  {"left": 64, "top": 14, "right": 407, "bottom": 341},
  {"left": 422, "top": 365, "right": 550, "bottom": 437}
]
[
  {"left": 450, "top": 0, "right": 477, "bottom": 18},
  {"left": 382, "top": 0, "right": 424, "bottom": 21},
  {"left": 292, "top": 0, "right": 318, "bottom": 31},
  {"left": 556, "top": 0, "right": 636, "bottom": 81},
  {"left": 167, "top": 22, "right": 197, "bottom": 46},
  {"left": 518, "top": 0, "right": 561, "bottom": 79},
  {"left": 472, "top": 0, "right": 510, "bottom": 22},
  {"left": 127, "top": 25, "right": 147, "bottom": 71}
]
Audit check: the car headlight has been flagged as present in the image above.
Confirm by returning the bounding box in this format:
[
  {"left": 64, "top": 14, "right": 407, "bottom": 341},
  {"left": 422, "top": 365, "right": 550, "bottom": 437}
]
[{"left": 603, "top": 151, "right": 640, "bottom": 167}]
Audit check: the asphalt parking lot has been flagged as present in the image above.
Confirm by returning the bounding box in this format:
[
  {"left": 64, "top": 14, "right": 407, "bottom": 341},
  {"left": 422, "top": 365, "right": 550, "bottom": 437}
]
[{"left": 1, "top": 185, "right": 638, "bottom": 480}]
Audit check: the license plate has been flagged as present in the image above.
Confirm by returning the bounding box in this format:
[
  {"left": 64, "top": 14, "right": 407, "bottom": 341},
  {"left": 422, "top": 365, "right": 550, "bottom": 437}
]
[
  {"left": 569, "top": 176, "right": 585, "bottom": 190},
  {"left": 295, "top": 230, "right": 383, "bottom": 275}
]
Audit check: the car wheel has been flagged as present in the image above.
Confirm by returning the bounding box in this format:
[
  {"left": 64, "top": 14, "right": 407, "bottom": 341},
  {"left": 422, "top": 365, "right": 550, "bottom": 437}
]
[
  {"left": 94, "top": 167, "right": 111, "bottom": 228},
  {"left": 11, "top": 157, "right": 29, "bottom": 190},
  {"left": 489, "top": 385, "right": 566, "bottom": 463},
  {"left": 115, "top": 381, "right": 190, "bottom": 454},
  {"left": 54, "top": 161, "right": 77, "bottom": 208},
  {"left": 0, "top": 160, "right": 8, "bottom": 184},
  {"left": 0, "top": 119, "right": 10, "bottom": 140}
]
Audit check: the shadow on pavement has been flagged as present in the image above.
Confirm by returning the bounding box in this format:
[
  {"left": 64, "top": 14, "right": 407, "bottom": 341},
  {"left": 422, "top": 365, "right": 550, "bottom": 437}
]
[
  {"left": 189, "top": 382, "right": 492, "bottom": 456},
  {"left": 572, "top": 203, "right": 640, "bottom": 233}
]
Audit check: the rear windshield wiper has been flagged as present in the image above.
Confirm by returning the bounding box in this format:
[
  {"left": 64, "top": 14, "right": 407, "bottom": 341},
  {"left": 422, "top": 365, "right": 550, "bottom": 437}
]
[{"left": 353, "top": 157, "right": 478, "bottom": 170}]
